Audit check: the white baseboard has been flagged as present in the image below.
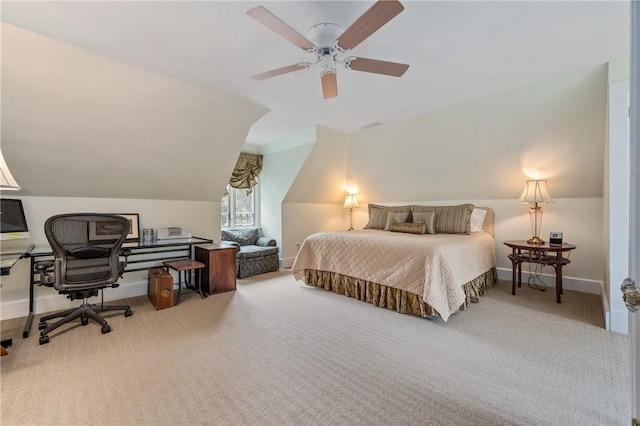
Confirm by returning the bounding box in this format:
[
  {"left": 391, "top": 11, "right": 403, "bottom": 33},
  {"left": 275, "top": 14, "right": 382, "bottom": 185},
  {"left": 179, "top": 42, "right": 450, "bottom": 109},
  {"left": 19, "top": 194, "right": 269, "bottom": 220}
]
[
  {"left": 609, "top": 308, "right": 629, "bottom": 334},
  {"left": 0, "top": 280, "right": 149, "bottom": 321},
  {"left": 600, "top": 281, "right": 611, "bottom": 330},
  {"left": 495, "top": 267, "right": 602, "bottom": 294},
  {"left": 281, "top": 257, "right": 295, "bottom": 269}
]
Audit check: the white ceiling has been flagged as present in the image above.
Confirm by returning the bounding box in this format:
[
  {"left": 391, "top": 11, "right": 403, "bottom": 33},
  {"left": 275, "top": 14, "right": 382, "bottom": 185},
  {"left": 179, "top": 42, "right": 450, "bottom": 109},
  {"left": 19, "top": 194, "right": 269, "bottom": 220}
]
[{"left": 1, "top": 1, "right": 630, "bottom": 146}]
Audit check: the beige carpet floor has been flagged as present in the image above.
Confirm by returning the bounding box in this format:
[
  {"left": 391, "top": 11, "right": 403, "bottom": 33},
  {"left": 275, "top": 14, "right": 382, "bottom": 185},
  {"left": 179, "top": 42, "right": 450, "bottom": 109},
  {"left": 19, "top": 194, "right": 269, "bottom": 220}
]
[{"left": 0, "top": 271, "right": 629, "bottom": 425}]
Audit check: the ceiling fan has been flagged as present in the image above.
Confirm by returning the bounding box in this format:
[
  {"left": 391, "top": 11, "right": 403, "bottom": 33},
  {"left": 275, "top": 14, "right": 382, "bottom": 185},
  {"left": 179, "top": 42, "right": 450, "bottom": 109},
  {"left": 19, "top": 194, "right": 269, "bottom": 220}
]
[{"left": 246, "top": 0, "right": 409, "bottom": 100}]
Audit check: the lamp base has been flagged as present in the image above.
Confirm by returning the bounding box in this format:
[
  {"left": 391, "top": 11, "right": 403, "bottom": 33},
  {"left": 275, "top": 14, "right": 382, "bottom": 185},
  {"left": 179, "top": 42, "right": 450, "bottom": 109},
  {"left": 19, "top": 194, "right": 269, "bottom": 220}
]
[
  {"left": 347, "top": 208, "right": 354, "bottom": 231},
  {"left": 527, "top": 236, "right": 545, "bottom": 245}
]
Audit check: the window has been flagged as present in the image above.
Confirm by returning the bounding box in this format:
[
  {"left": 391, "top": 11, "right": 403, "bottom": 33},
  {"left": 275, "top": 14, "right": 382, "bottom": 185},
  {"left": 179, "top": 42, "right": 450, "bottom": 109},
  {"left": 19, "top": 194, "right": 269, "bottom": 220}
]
[{"left": 221, "top": 185, "right": 258, "bottom": 228}]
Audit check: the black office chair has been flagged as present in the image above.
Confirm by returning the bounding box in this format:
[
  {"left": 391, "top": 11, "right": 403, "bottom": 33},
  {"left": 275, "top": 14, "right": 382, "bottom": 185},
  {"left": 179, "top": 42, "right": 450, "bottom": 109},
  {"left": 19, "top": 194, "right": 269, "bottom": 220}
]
[{"left": 36, "top": 214, "right": 133, "bottom": 345}]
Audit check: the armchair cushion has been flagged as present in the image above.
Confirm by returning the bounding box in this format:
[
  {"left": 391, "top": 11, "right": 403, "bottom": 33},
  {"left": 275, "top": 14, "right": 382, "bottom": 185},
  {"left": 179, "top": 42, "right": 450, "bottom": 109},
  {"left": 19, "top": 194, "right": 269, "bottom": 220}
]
[
  {"left": 221, "top": 228, "right": 260, "bottom": 246},
  {"left": 224, "top": 241, "right": 241, "bottom": 252},
  {"left": 236, "top": 245, "right": 279, "bottom": 260},
  {"left": 257, "top": 237, "right": 276, "bottom": 247}
]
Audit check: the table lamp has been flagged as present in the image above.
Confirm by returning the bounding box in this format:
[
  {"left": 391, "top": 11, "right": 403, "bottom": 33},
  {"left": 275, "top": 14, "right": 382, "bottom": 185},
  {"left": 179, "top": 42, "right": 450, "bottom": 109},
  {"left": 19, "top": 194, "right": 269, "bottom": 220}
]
[
  {"left": 0, "top": 150, "right": 20, "bottom": 190},
  {"left": 343, "top": 194, "right": 359, "bottom": 231},
  {"left": 518, "top": 179, "right": 553, "bottom": 245}
]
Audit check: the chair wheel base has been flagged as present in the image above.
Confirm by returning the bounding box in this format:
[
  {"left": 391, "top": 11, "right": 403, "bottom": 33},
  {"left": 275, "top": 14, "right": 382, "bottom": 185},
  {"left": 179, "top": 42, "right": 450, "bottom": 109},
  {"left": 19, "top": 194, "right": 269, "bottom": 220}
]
[
  {"left": 101, "top": 325, "right": 111, "bottom": 334},
  {"left": 81, "top": 317, "right": 89, "bottom": 326},
  {"left": 124, "top": 309, "right": 133, "bottom": 317},
  {"left": 38, "top": 322, "right": 47, "bottom": 330},
  {"left": 39, "top": 335, "right": 50, "bottom": 345}
]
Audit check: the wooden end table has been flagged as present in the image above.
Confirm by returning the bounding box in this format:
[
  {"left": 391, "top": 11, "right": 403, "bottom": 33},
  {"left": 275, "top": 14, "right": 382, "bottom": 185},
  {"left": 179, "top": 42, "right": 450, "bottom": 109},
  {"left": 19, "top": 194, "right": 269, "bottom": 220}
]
[{"left": 503, "top": 240, "right": 577, "bottom": 303}]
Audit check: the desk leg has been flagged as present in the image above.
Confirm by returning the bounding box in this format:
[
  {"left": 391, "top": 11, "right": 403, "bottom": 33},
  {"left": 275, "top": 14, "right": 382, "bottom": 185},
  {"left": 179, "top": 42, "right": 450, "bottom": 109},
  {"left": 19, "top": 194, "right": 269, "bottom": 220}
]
[
  {"left": 22, "top": 313, "right": 34, "bottom": 339},
  {"left": 23, "top": 258, "right": 36, "bottom": 338}
]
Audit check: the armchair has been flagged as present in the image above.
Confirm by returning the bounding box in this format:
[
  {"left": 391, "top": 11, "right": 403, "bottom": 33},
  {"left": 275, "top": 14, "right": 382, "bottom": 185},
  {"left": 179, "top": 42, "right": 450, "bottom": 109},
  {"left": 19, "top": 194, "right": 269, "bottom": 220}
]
[
  {"left": 221, "top": 228, "right": 279, "bottom": 278},
  {"left": 36, "top": 214, "right": 133, "bottom": 345}
]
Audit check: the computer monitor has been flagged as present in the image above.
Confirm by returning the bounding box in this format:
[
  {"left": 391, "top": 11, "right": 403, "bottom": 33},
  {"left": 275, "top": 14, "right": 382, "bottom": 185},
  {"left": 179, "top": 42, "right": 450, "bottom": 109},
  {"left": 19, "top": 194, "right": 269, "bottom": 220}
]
[{"left": 0, "top": 198, "right": 30, "bottom": 240}]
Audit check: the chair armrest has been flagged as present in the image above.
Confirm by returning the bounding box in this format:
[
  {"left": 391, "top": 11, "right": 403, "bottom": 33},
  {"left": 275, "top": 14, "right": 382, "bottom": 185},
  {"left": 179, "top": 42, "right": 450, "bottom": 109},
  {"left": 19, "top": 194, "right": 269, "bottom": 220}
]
[
  {"left": 35, "top": 260, "right": 54, "bottom": 272},
  {"left": 222, "top": 240, "right": 241, "bottom": 252},
  {"left": 257, "top": 237, "right": 276, "bottom": 247},
  {"left": 35, "top": 260, "right": 55, "bottom": 287},
  {"left": 117, "top": 249, "right": 132, "bottom": 277}
]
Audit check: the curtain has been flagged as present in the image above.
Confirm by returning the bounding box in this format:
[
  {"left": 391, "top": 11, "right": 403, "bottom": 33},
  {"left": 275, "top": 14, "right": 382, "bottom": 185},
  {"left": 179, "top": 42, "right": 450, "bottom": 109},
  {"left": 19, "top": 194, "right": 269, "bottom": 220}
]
[{"left": 228, "top": 152, "right": 263, "bottom": 194}]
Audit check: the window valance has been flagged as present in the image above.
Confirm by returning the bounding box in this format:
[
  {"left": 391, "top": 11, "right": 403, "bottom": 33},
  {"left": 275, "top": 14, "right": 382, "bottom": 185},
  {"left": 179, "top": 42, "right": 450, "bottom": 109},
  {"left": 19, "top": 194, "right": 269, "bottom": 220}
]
[{"left": 228, "top": 152, "right": 263, "bottom": 194}]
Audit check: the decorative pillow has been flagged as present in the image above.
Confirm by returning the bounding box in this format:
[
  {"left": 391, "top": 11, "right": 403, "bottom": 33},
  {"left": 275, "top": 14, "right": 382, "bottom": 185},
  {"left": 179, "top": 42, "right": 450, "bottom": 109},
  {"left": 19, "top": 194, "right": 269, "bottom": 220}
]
[
  {"left": 470, "top": 208, "right": 487, "bottom": 233},
  {"left": 411, "top": 212, "right": 436, "bottom": 234},
  {"left": 384, "top": 212, "right": 409, "bottom": 231},
  {"left": 411, "top": 204, "right": 474, "bottom": 234},
  {"left": 221, "top": 228, "right": 260, "bottom": 246},
  {"left": 364, "top": 204, "right": 411, "bottom": 230},
  {"left": 389, "top": 222, "right": 427, "bottom": 235}
]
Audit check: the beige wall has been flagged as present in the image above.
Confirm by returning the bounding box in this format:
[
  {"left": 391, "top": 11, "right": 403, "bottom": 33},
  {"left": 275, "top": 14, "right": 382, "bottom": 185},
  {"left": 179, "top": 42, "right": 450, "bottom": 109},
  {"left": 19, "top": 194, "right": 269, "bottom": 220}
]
[
  {"left": 279, "top": 126, "right": 351, "bottom": 263},
  {"left": 1, "top": 23, "right": 267, "bottom": 202},
  {"left": 347, "top": 66, "right": 607, "bottom": 202},
  {"left": 284, "top": 126, "right": 351, "bottom": 205}
]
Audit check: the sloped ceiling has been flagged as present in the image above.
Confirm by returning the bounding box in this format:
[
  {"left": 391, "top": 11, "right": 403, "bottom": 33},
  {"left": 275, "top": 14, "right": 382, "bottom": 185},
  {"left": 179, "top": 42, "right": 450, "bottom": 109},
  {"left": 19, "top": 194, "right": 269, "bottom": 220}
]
[
  {"left": 1, "top": 1, "right": 630, "bottom": 145},
  {"left": 2, "top": 24, "right": 267, "bottom": 201}
]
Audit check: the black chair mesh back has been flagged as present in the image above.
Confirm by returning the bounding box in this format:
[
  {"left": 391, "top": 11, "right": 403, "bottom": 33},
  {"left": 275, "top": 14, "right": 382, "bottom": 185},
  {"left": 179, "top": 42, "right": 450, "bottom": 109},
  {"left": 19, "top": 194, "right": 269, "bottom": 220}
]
[{"left": 45, "top": 214, "right": 130, "bottom": 290}]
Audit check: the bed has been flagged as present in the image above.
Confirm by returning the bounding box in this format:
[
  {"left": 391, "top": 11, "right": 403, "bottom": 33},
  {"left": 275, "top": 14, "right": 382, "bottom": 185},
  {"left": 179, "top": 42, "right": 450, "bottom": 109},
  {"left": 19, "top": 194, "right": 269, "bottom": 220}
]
[{"left": 291, "top": 204, "right": 497, "bottom": 321}]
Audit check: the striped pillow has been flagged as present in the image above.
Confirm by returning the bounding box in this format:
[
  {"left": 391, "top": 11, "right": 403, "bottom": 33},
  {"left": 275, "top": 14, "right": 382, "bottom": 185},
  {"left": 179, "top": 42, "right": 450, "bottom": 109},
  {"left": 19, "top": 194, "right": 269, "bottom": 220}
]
[
  {"left": 364, "top": 204, "right": 411, "bottom": 230},
  {"left": 410, "top": 204, "right": 474, "bottom": 234}
]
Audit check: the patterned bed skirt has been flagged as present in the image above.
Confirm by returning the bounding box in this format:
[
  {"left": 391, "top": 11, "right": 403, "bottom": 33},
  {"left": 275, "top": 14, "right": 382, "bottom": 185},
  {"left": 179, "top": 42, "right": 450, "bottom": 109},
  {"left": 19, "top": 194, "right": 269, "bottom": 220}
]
[{"left": 303, "top": 268, "right": 498, "bottom": 318}]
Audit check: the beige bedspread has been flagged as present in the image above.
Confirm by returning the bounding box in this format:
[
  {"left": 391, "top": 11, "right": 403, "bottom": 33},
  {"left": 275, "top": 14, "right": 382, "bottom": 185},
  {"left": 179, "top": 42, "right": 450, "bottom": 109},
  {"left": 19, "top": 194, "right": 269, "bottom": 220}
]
[{"left": 291, "top": 230, "right": 496, "bottom": 321}]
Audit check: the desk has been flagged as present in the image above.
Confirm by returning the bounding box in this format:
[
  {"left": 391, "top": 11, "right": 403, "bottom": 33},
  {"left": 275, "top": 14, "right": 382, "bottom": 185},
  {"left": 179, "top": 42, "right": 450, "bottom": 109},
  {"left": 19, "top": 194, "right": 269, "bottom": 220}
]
[
  {"left": 1, "top": 244, "right": 34, "bottom": 349},
  {"left": 1, "top": 244, "right": 35, "bottom": 276},
  {"left": 22, "top": 237, "right": 212, "bottom": 338},
  {"left": 504, "top": 240, "right": 577, "bottom": 303}
]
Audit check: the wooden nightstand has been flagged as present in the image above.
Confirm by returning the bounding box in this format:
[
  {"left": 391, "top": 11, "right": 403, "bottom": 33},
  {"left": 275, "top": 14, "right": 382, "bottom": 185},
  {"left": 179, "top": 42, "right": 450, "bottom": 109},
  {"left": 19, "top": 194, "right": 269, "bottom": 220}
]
[{"left": 503, "top": 240, "right": 577, "bottom": 303}]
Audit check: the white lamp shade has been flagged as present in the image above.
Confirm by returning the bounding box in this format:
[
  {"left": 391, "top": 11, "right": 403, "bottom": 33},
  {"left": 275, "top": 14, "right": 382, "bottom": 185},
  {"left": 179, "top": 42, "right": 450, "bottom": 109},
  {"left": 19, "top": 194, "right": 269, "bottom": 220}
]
[
  {"left": 343, "top": 194, "right": 359, "bottom": 209},
  {"left": 0, "top": 150, "right": 21, "bottom": 191},
  {"left": 518, "top": 180, "right": 553, "bottom": 204}
]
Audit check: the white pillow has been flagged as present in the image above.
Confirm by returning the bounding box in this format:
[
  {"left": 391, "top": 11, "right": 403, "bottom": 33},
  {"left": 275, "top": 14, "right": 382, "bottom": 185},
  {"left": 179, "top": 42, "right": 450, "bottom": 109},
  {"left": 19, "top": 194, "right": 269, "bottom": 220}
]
[
  {"left": 470, "top": 208, "right": 487, "bottom": 233},
  {"left": 384, "top": 212, "right": 409, "bottom": 231}
]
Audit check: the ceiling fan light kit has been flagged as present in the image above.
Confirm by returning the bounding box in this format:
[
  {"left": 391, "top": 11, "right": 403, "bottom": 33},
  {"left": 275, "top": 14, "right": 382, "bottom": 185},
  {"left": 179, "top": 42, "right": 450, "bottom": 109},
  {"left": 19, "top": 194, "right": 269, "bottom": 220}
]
[{"left": 247, "top": 0, "right": 410, "bottom": 100}]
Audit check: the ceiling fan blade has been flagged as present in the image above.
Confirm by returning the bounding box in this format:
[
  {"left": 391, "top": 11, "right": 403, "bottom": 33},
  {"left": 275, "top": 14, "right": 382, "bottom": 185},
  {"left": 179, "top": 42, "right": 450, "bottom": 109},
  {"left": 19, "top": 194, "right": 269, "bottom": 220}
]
[
  {"left": 247, "top": 6, "right": 316, "bottom": 51},
  {"left": 346, "top": 57, "right": 409, "bottom": 77},
  {"left": 336, "top": 0, "right": 405, "bottom": 51},
  {"left": 251, "top": 64, "right": 308, "bottom": 81},
  {"left": 321, "top": 71, "right": 338, "bottom": 99}
]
